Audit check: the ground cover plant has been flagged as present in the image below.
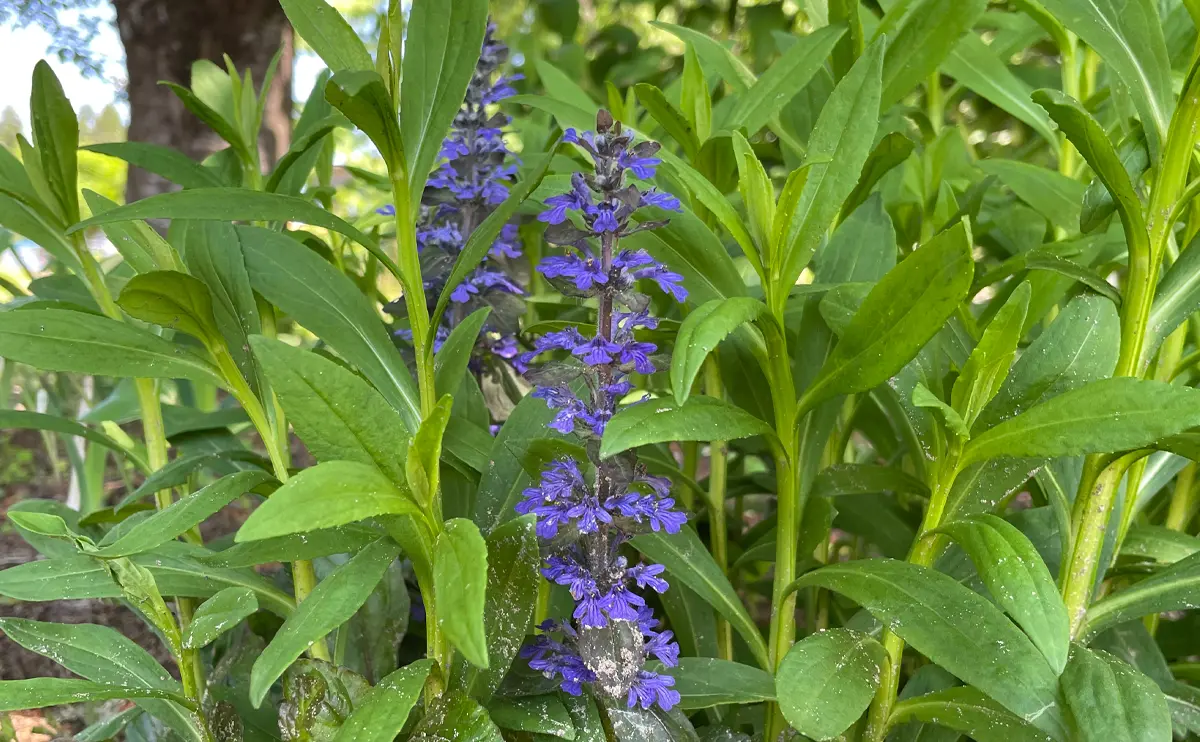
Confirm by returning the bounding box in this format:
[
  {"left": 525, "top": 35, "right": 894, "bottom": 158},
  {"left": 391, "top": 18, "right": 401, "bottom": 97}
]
[{"left": 6, "top": 0, "right": 1200, "bottom": 739}]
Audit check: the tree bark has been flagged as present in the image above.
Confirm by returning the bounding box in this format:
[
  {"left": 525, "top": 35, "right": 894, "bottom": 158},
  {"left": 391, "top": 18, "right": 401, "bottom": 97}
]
[{"left": 111, "top": 0, "right": 294, "bottom": 201}]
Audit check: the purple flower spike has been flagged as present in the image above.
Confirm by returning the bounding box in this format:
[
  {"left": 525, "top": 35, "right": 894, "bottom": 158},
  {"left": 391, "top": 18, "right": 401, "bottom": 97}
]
[{"left": 517, "top": 110, "right": 688, "bottom": 712}]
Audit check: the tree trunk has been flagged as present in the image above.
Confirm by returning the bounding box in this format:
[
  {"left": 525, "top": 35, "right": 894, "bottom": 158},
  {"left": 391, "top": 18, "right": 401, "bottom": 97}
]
[{"left": 111, "top": 0, "right": 294, "bottom": 202}]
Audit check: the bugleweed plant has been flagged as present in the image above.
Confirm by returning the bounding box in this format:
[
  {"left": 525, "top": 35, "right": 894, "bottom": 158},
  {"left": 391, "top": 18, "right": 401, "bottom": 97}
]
[{"left": 9, "top": 0, "right": 1200, "bottom": 740}]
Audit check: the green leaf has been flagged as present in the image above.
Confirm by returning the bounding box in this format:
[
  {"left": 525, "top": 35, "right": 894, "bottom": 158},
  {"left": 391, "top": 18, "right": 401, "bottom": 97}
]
[
  {"left": 0, "top": 544, "right": 294, "bottom": 617},
  {"left": 974, "top": 294, "right": 1119, "bottom": 433},
  {"left": 1032, "top": 89, "right": 1145, "bottom": 239},
  {"left": 842, "top": 131, "right": 916, "bottom": 223},
  {"left": 73, "top": 707, "right": 142, "bottom": 742},
  {"left": 325, "top": 70, "right": 404, "bottom": 171},
  {"left": 625, "top": 202, "right": 749, "bottom": 306},
  {"left": 176, "top": 220, "right": 263, "bottom": 391},
  {"left": 116, "top": 270, "right": 223, "bottom": 347},
  {"left": 431, "top": 149, "right": 556, "bottom": 334},
  {"left": 944, "top": 34, "right": 1060, "bottom": 152},
  {"left": 535, "top": 58, "right": 596, "bottom": 112},
  {"left": 728, "top": 23, "right": 847, "bottom": 136},
  {"left": 800, "top": 219, "right": 974, "bottom": 412},
  {"left": 681, "top": 44, "right": 713, "bottom": 142},
  {"left": 488, "top": 695, "right": 576, "bottom": 739},
  {"left": 654, "top": 658, "right": 775, "bottom": 710},
  {"left": 1080, "top": 132, "right": 1149, "bottom": 234},
  {"left": 1147, "top": 234, "right": 1200, "bottom": 357},
  {"left": 81, "top": 190, "right": 186, "bottom": 274},
  {"left": 182, "top": 587, "right": 258, "bottom": 650},
  {"left": 812, "top": 463, "right": 929, "bottom": 499},
  {"left": 631, "top": 526, "right": 770, "bottom": 669},
  {"left": 793, "top": 559, "right": 1066, "bottom": 737},
  {"left": 952, "top": 281, "right": 1030, "bottom": 431},
  {"left": 96, "top": 470, "right": 273, "bottom": 558},
  {"left": 1034, "top": 0, "right": 1171, "bottom": 158},
  {"left": 410, "top": 690, "right": 503, "bottom": 741},
  {"left": 656, "top": 149, "right": 757, "bottom": 270},
  {"left": 434, "top": 518, "right": 489, "bottom": 669},
  {"left": 162, "top": 82, "right": 250, "bottom": 164},
  {"left": 239, "top": 225, "right": 420, "bottom": 431},
  {"left": 601, "top": 396, "right": 776, "bottom": 460},
  {"left": 670, "top": 297, "right": 766, "bottom": 405},
  {"left": 250, "top": 335, "right": 409, "bottom": 484},
  {"left": 280, "top": 0, "right": 373, "bottom": 72},
  {"left": 1082, "top": 551, "right": 1200, "bottom": 639},
  {"left": 0, "top": 678, "right": 191, "bottom": 711},
  {"left": 961, "top": 378, "right": 1200, "bottom": 467},
  {"left": 937, "top": 514, "right": 1070, "bottom": 674},
  {"left": 407, "top": 396, "right": 453, "bottom": 510},
  {"left": 237, "top": 461, "right": 421, "bottom": 542},
  {"left": 401, "top": 0, "right": 488, "bottom": 203},
  {"left": 977, "top": 159, "right": 1086, "bottom": 234},
  {"left": 912, "top": 382, "right": 969, "bottom": 438},
  {"left": 814, "top": 193, "right": 896, "bottom": 283},
  {"left": 0, "top": 308, "right": 222, "bottom": 385},
  {"left": 1060, "top": 644, "right": 1171, "bottom": 742},
  {"left": 30, "top": 61, "right": 79, "bottom": 222},
  {"left": 878, "top": 0, "right": 989, "bottom": 111},
  {"left": 250, "top": 538, "right": 399, "bottom": 706},
  {"left": 634, "top": 83, "right": 700, "bottom": 161},
  {"left": 0, "top": 617, "right": 201, "bottom": 740},
  {"left": 888, "top": 686, "right": 1054, "bottom": 742},
  {"left": 777, "top": 628, "right": 887, "bottom": 740},
  {"left": 331, "top": 660, "right": 433, "bottom": 742},
  {"left": 455, "top": 516, "right": 540, "bottom": 701},
  {"left": 112, "top": 449, "right": 267, "bottom": 512},
  {"left": 777, "top": 37, "right": 884, "bottom": 294},
  {"left": 67, "top": 188, "right": 389, "bottom": 270},
  {"left": 0, "top": 409, "right": 149, "bottom": 473},
  {"left": 200, "top": 525, "right": 381, "bottom": 568},
  {"left": 1120, "top": 525, "right": 1200, "bottom": 565},
  {"left": 434, "top": 308, "right": 490, "bottom": 399},
  {"left": 731, "top": 131, "right": 773, "bottom": 271},
  {"left": 83, "top": 142, "right": 225, "bottom": 189}
]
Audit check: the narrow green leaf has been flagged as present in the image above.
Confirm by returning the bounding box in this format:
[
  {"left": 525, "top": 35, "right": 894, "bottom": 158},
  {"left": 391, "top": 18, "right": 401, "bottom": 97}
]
[
  {"left": 601, "top": 396, "right": 776, "bottom": 460},
  {"left": 236, "top": 461, "right": 421, "bottom": 542},
  {"left": 250, "top": 538, "right": 399, "bottom": 706},
  {"left": 401, "top": 0, "right": 489, "bottom": 204},
  {"left": 888, "top": 686, "right": 1054, "bottom": 742},
  {"left": 30, "top": 61, "right": 79, "bottom": 222},
  {"left": 879, "top": 0, "right": 990, "bottom": 111},
  {"left": 1034, "top": 0, "right": 1172, "bottom": 157},
  {"left": 0, "top": 678, "right": 191, "bottom": 711},
  {"left": 280, "top": 0, "right": 374, "bottom": 73},
  {"left": 455, "top": 516, "right": 540, "bottom": 701},
  {"left": 0, "top": 308, "right": 222, "bottom": 385},
  {"left": 801, "top": 220, "right": 974, "bottom": 412},
  {"left": 407, "top": 396, "right": 453, "bottom": 510},
  {"left": 777, "top": 628, "right": 887, "bottom": 740},
  {"left": 777, "top": 37, "right": 884, "bottom": 293},
  {"left": 962, "top": 378, "right": 1200, "bottom": 467},
  {"left": 670, "top": 297, "right": 766, "bottom": 405},
  {"left": 325, "top": 70, "right": 404, "bottom": 171},
  {"left": 1033, "top": 89, "right": 1145, "bottom": 238},
  {"left": 239, "top": 225, "right": 420, "bottom": 431},
  {"left": 1060, "top": 644, "right": 1171, "bottom": 742},
  {"left": 978, "top": 159, "right": 1085, "bottom": 234},
  {"left": 96, "top": 470, "right": 273, "bottom": 558},
  {"left": 331, "top": 660, "right": 433, "bottom": 742},
  {"left": 632, "top": 526, "right": 770, "bottom": 669},
  {"left": 81, "top": 190, "right": 186, "bottom": 274},
  {"left": 655, "top": 657, "right": 774, "bottom": 710},
  {"left": 633, "top": 83, "right": 701, "bottom": 161},
  {"left": 728, "top": 23, "right": 847, "bottom": 136},
  {"left": 250, "top": 335, "right": 410, "bottom": 484},
  {"left": 434, "top": 518, "right": 490, "bottom": 669},
  {"left": 83, "top": 142, "right": 225, "bottom": 189},
  {"left": 410, "top": 690, "right": 503, "bottom": 741},
  {"left": 793, "top": 559, "right": 1066, "bottom": 737},
  {"left": 200, "top": 525, "right": 381, "bottom": 569},
  {"left": 937, "top": 514, "right": 1070, "bottom": 674},
  {"left": 182, "top": 587, "right": 258, "bottom": 650},
  {"left": 116, "top": 270, "right": 223, "bottom": 347},
  {"left": 953, "top": 281, "right": 1030, "bottom": 431},
  {"left": 434, "top": 308, "right": 490, "bottom": 399},
  {"left": 1147, "top": 234, "right": 1200, "bottom": 357},
  {"left": 1082, "top": 551, "right": 1200, "bottom": 639},
  {"left": 0, "top": 409, "right": 149, "bottom": 472}
]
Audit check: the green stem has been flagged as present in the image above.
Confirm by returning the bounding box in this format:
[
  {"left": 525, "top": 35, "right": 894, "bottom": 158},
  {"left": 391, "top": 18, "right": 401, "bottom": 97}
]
[
  {"left": 391, "top": 176, "right": 437, "bottom": 418},
  {"left": 704, "top": 358, "right": 733, "bottom": 662},
  {"left": 864, "top": 439, "right": 962, "bottom": 741},
  {"left": 762, "top": 316, "right": 800, "bottom": 741}
]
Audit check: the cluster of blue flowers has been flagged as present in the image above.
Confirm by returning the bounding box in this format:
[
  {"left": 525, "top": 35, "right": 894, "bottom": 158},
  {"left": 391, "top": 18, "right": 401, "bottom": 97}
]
[
  {"left": 516, "top": 110, "right": 689, "bottom": 712},
  {"left": 385, "top": 23, "right": 525, "bottom": 363}
]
